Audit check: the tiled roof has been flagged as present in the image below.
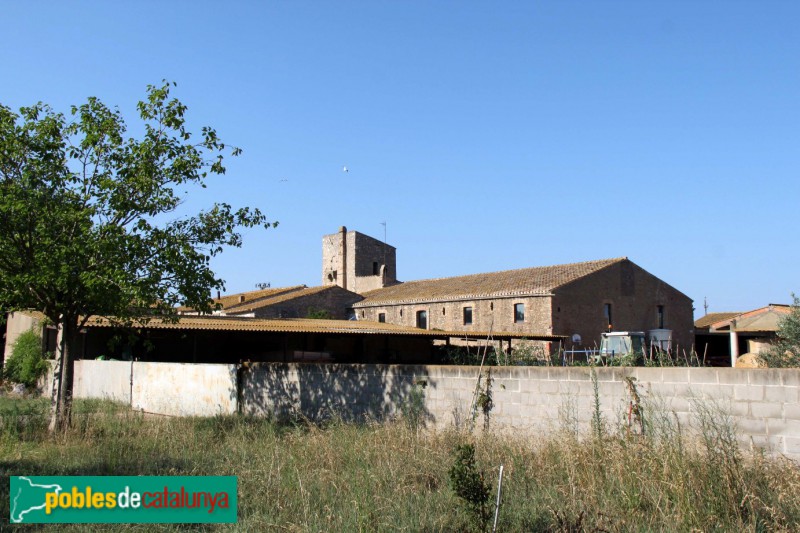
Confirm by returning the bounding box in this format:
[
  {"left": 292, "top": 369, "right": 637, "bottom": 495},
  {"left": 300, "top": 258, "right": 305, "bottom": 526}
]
[
  {"left": 225, "top": 286, "right": 338, "bottom": 314},
  {"left": 706, "top": 305, "right": 791, "bottom": 333},
  {"left": 177, "top": 286, "right": 307, "bottom": 312},
  {"left": 695, "top": 312, "right": 740, "bottom": 329},
  {"left": 353, "top": 258, "right": 627, "bottom": 306},
  {"left": 84, "top": 315, "right": 562, "bottom": 340}
]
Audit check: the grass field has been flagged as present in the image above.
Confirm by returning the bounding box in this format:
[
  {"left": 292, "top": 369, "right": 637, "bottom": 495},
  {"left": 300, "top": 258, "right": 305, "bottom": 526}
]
[{"left": 1, "top": 396, "right": 800, "bottom": 532}]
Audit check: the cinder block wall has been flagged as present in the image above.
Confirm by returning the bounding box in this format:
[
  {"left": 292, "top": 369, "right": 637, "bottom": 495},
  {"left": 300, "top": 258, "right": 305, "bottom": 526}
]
[
  {"left": 243, "top": 364, "right": 800, "bottom": 460},
  {"left": 62, "top": 361, "right": 800, "bottom": 460}
]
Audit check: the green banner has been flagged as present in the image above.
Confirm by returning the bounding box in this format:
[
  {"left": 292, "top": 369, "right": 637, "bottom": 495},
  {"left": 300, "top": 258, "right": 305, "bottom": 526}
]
[{"left": 9, "top": 476, "right": 237, "bottom": 524}]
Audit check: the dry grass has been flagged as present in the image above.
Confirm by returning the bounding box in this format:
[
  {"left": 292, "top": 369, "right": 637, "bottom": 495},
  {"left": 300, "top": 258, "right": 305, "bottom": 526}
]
[{"left": 1, "top": 397, "right": 799, "bottom": 531}]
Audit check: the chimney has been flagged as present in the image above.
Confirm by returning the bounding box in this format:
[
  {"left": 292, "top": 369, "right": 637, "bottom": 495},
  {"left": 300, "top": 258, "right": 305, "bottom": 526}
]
[
  {"left": 217, "top": 290, "right": 221, "bottom": 300},
  {"left": 239, "top": 295, "right": 245, "bottom": 303}
]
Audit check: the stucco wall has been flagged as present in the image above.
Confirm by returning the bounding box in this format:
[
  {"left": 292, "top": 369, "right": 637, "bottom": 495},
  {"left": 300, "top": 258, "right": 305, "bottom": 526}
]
[
  {"left": 74, "top": 360, "right": 132, "bottom": 404},
  {"left": 4, "top": 312, "right": 44, "bottom": 362},
  {"left": 131, "top": 362, "right": 237, "bottom": 416}
]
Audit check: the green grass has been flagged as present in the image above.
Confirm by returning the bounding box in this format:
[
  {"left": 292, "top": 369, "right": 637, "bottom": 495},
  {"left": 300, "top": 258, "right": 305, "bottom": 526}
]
[{"left": 1, "top": 396, "right": 799, "bottom": 531}]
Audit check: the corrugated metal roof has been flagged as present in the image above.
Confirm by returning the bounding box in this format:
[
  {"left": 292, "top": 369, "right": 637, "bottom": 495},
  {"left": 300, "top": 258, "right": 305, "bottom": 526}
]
[
  {"left": 84, "top": 315, "right": 562, "bottom": 340},
  {"left": 353, "top": 258, "right": 626, "bottom": 306}
]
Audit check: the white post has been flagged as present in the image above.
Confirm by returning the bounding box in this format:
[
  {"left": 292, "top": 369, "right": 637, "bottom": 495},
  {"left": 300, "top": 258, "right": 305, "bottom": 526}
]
[{"left": 729, "top": 330, "right": 739, "bottom": 367}]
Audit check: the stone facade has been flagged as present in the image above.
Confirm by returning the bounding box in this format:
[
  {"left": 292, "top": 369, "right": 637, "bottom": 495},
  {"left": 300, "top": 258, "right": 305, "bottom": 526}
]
[
  {"left": 551, "top": 260, "right": 694, "bottom": 351},
  {"left": 354, "top": 295, "right": 553, "bottom": 336},
  {"left": 322, "top": 226, "right": 396, "bottom": 294},
  {"left": 344, "top": 235, "right": 694, "bottom": 352}
]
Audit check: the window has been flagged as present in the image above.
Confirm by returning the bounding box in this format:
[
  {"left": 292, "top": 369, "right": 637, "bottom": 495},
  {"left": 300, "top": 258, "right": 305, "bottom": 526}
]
[
  {"left": 416, "top": 310, "right": 428, "bottom": 329},
  {"left": 442, "top": 307, "right": 446, "bottom": 315},
  {"left": 656, "top": 305, "right": 664, "bottom": 329},
  {"left": 378, "top": 313, "right": 386, "bottom": 323},
  {"left": 372, "top": 262, "right": 379, "bottom": 275},
  {"left": 603, "top": 303, "right": 613, "bottom": 329},
  {"left": 514, "top": 303, "right": 525, "bottom": 323},
  {"left": 463, "top": 306, "right": 473, "bottom": 325}
]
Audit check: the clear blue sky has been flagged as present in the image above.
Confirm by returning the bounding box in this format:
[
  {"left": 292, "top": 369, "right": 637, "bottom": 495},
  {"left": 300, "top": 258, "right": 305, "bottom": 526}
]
[{"left": 3, "top": 2, "right": 798, "bottom": 315}]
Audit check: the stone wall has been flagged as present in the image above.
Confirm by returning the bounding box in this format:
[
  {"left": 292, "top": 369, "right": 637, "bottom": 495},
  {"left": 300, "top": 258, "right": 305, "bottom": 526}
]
[
  {"left": 250, "top": 286, "right": 363, "bottom": 320},
  {"left": 553, "top": 260, "right": 694, "bottom": 351},
  {"left": 355, "top": 296, "right": 553, "bottom": 337},
  {"left": 321, "top": 227, "right": 396, "bottom": 294}
]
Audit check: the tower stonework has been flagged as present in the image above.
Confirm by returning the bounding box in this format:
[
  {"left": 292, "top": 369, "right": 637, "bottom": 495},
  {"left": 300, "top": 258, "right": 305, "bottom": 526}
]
[{"left": 322, "top": 226, "right": 397, "bottom": 294}]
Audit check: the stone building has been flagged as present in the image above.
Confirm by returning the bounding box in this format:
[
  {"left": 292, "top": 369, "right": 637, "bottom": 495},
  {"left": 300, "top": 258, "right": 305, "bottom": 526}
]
[
  {"left": 179, "top": 285, "right": 362, "bottom": 320},
  {"left": 322, "top": 226, "right": 397, "bottom": 294},
  {"left": 349, "top": 257, "right": 694, "bottom": 351},
  {"left": 317, "top": 227, "right": 694, "bottom": 352}
]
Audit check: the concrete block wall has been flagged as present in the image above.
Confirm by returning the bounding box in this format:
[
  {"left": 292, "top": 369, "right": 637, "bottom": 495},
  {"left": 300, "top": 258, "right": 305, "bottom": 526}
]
[
  {"left": 242, "top": 364, "right": 800, "bottom": 460},
  {"left": 60, "top": 361, "right": 800, "bottom": 460}
]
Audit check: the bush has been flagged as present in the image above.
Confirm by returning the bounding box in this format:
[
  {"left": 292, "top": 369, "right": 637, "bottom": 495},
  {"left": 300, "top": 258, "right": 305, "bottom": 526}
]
[
  {"left": 449, "top": 443, "right": 491, "bottom": 530},
  {"left": 4, "top": 329, "right": 48, "bottom": 388},
  {"left": 763, "top": 294, "right": 800, "bottom": 367}
]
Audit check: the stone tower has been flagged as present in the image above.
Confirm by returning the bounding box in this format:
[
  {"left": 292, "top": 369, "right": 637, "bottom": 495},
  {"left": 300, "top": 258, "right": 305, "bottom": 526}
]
[{"left": 322, "top": 226, "right": 397, "bottom": 294}]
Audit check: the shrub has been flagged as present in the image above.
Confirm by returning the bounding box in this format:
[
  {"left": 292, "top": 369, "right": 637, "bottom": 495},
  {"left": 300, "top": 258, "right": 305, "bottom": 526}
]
[
  {"left": 4, "top": 329, "right": 48, "bottom": 388},
  {"left": 449, "top": 442, "right": 491, "bottom": 530},
  {"left": 763, "top": 294, "right": 800, "bottom": 367}
]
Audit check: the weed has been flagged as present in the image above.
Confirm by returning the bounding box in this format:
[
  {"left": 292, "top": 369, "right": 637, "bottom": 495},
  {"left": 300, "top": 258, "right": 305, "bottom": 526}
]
[{"left": 449, "top": 442, "right": 491, "bottom": 531}]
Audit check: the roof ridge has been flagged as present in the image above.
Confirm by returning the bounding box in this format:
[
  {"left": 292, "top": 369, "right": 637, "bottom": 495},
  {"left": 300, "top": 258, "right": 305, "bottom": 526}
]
[
  {"left": 224, "top": 285, "right": 308, "bottom": 311},
  {"left": 360, "top": 257, "right": 627, "bottom": 297}
]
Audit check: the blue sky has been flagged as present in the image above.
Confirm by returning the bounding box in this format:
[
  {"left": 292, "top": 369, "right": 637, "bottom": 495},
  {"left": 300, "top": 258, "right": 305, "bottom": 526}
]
[{"left": 3, "top": 2, "right": 798, "bottom": 315}]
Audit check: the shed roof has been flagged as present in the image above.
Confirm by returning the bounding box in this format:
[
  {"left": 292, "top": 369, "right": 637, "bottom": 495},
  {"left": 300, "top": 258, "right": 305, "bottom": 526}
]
[
  {"left": 695, "top": 312, "right": 741, "bottom": 329},
  {"left": 84, "top": 315, "right": 562, "bottom": 340},
  {"left": 707, "top": 305, "right": 791, "bottom": 333},
  {"left": 353, "top": 258, "right": 626, "bottom": 306}
]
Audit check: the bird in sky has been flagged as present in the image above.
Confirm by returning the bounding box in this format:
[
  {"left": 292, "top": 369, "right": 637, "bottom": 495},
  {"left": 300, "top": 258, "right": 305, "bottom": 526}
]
[{"left": 342, "top": 166, "right": 349, "bottom": 173}]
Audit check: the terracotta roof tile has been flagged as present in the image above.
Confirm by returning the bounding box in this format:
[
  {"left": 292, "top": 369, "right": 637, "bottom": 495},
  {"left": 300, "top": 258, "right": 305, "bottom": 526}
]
[
  {"left": 695, "top": 312, "right": 741, "bottom": 329},
  {"left": 177, "top": 286, "right": 307, "bottom": 313},
  {"left": 353, "top": 258, "right": 626, "bottom": 306},
  {"left": 225, "top": 286, "right": 338, "bottom": 314}
]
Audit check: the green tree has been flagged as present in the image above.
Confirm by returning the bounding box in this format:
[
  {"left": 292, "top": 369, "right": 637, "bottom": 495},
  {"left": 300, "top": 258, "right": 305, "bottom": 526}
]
[
  {"left": 763, "top": 295, "right": 800, "bottom": 367},
  {"left": 0, "top": 82, "right": 275, "bottom": 431}
]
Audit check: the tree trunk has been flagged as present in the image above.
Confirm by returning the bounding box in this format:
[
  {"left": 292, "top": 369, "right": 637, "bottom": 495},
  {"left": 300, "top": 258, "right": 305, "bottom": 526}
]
[{"left": 48, "top": 316, "right": 76, "bottom": 433}]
